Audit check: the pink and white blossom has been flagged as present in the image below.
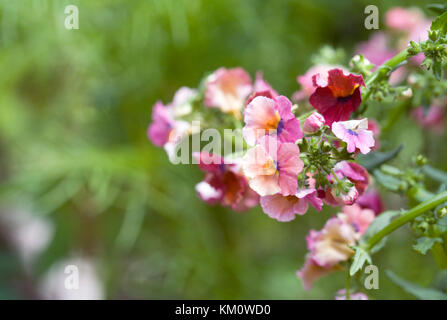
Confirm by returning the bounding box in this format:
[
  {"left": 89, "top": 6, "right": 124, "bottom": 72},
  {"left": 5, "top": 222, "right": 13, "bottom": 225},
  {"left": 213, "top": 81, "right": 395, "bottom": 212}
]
[
  {"left": 242, "top": 136, "right": 303, "bottom": 197},
  {"left": 332, "top": 119, "right": 375, "bottom": 154},
  {"left": 243, "top": 95, "right": 303, "bottom": 146}
]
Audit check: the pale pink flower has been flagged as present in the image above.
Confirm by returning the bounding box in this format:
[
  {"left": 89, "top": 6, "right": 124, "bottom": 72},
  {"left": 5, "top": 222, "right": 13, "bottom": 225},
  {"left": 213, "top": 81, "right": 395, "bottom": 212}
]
[
  {"left": 306, "top": 217, "right": 357, "bottom": 268},
  {"left": 412, "top": 106, "right": 445, "bottom": 134},
  {"left": 253, "top": 71, "right": 278, "bottom": 97},
  {"left": 297, "top": 257, "right": 342, "bottom": 290},
  {"left": 330, "top": 185, "right": 359, "bottom": 206},
  {"left": 302, "top": 112, "right": 325, "bottom": 134},
  {"left": 242, "top": 136, "right": 303, "bottom": 196},
  {"left": 243, "top": 95, "right": 303, "bottom": 146},
  {"left": 339, "top": 204, "right": 376, "bottom": 236},
  {"left": 386, "top": 7, "right": 426, "bottom": 32},
  {"left": 260, "top": 188, "right": 323, "bottom": 222},
  {"left": 335, "top": 289, "right": 368, "bottom": 300},
  {"left": 332, "top": 119, "right": 375, "bottom": 154},
  {"left": 205, "top": 67, "right": 253, "bottom": 117}
]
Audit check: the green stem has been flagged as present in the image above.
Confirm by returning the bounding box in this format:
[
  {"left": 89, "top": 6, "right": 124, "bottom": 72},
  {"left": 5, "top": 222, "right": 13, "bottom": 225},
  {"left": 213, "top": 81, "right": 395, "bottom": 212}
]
[
  {"left": 345, "top": 269, "right": 351, "bottom": 300},
  {"left": 363, "top": 191, "right": 447, "bottom": 252},
  {"left": 365, "top": 49, "right": 410, "bottom": 88}
]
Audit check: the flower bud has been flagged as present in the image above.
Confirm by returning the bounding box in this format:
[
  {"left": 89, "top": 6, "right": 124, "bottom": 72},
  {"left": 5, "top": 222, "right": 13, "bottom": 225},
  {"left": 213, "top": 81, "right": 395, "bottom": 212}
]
[{"left": 303, "top": 112, "right": 325, "bottom": 134}]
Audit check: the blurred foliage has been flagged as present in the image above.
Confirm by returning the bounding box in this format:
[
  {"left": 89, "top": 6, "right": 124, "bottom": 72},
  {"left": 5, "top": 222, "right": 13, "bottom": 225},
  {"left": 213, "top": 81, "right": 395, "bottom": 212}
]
[{"left": 0, "top": 0, "right": 445, "bottom": 299}]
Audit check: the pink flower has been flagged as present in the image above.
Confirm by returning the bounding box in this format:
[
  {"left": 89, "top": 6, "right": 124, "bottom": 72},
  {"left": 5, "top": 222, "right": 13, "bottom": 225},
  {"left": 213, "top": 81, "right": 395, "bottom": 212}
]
[
  {"left": 332, "top": 119, "right": 375, "bottom": 154},
  {"left": 333, "top": 161, "right": 369, "bottom": 195},
  {"left": 386, "top": 7, "right": 425, "bottom": 32},
  {"left": 306, "top": 217, "right": 357, "bottom": 268},
  {"left": 194, "top": 152, "right": 259, "bottom": 211},
  {"left": 260, "top": 188, "right": 323, "bottom": 222},
  {"left": 242, "top": 136, "right": 303, "bottom": 196},
  {"left": 253, "top": 71, "right": 278, "bottom": 97},
  {"left": 293, "top": 64, "right": 347, "bottom": 101},
  {"left": 335, "top": 289, "right": 368, "bottom": 300},
  {"left": 331, "top": 185, "right": 359, "bottom": 206},
  {"left": 243, "top": 95, "right": 303, "bottom": 146},
  {"left": 148, "top": 101, "right": 173, "bottom": 147},
  {"left": 412, "top": 106, "right": 445, "bottom": 134},
  {"left": 309, "top": 69, "right": 365, "bottom": 127},
  {"left": 205, "top": 67, "right": 253, "bottom": 117},
  {"left": 297, "top": 257, "right": 342, "bottom": 290},
  {"left": 302, "top": 112, "right": 325, "bottom": 134},
  {"left": 339, "top": 204, "right": 375, "bottom": 235},
  {"left": 356, "top": 190, "right": 384, "bottom": 215}
]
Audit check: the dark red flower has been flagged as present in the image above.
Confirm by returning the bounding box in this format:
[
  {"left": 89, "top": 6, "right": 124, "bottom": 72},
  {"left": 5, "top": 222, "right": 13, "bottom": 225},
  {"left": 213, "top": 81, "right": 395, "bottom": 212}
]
[
  {"left": 309, "top": 69, "right": 365, "bottom": 127},
  {"left": 194, "top": 152, "right": 259, "bottom": 211}
]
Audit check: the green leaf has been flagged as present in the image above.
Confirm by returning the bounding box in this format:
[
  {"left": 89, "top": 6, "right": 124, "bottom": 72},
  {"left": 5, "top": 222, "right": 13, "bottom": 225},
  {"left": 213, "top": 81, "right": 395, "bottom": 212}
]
[
  {"left": 361, "top": 211, "right": 400, "bottom": 253},
  {"left": 427, "top": 4, "right": 447, "bottom": 15},
  {"left": 387, "top": 270, "right": 447, "bottom": 300},
  {"left": 358, "top": 145, "right": 403, "bottom": 171},
  {"left": 433, "top": 59, "right": 443, "bottom": 80},
  {"left": 413, "top": 237, "right": 443, "bottom": 255},
  {"left": 423, "top": 165, "right": 447, "bottom": 184},
  {"left": 350, "top": 247, "right": 372, "bottom": 276},
  {"left": 373, "top": 169, "right": 404, "bottom": 192},
  {"left": 431, "top": 11, "right": 447, "bottom": 35}
]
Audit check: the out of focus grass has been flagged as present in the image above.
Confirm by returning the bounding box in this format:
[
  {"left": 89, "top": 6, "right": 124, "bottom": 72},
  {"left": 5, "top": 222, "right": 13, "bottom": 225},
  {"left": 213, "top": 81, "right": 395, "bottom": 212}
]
[{"left": 0, "top": 0, "right": 444, "bottom": 299}]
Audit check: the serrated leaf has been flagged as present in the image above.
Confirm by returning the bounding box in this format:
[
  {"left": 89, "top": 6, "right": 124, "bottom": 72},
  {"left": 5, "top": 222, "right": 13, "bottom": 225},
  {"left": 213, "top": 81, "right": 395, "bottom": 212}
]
[
  {"left": 361, "top": 210, "right": 400, "bottom": 253},
  {"left": 413, "top": 237, "right": 443, "bottom": 255},
  {"left": 387, "top": 270, "right": 447, "bottom": 300},
  {"left": 350, "top": 247, "right": 372, "bottom": 276},
  {"left": 358, "top": 145, "right": 403, "bottom": 171},
  {"left": 431, "top": 11, "right": 447, "bottom": 35}
]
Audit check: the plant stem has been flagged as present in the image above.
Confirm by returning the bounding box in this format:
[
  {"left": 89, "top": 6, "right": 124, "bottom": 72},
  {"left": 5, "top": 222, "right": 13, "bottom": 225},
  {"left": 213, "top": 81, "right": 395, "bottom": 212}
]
[
  {"left": 363, "top": 191, "right": 447, "bottom": 252},
  {"left": 365, "top": 48, "right": 410, "bottom": 88},
  {"left": 345, "top": 269, "right": 351, "bottom": 300}
]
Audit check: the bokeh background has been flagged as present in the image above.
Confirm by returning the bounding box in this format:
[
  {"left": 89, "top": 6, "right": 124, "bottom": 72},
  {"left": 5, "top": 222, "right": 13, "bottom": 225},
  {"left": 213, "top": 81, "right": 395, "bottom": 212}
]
[{"left": 0, "top": 0, "right": 445, "bottom": 299}]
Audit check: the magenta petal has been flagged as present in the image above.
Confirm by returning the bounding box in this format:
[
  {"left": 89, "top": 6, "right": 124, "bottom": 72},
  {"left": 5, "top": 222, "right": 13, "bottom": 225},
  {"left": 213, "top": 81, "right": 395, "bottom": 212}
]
[
  {"left": 275, "top": 95, "right": 295, "bottom": 121},
  {"left": 278, "top": 118, "right": 303, "bottom": 143}
]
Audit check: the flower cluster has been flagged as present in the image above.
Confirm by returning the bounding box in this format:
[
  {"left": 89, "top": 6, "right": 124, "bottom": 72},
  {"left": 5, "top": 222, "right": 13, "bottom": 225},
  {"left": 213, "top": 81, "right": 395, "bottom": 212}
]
[
  {"left": 297, "top": 192, "right": 382, "bottom": 290},
  {"left": 148, "top": 60, "right": 379, "bottom": 297}
]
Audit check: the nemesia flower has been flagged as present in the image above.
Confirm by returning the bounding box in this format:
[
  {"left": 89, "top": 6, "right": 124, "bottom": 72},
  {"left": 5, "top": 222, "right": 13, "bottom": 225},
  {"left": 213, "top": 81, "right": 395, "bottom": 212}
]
[
  {"left": 333, "top": 161, "right": 370, "bottom": 195},
  {"left": 243, "top": 95, "right": 303, "bottom": 146},
  {"left": 297, "top": 257, "right": 342, "bottom": 290},
  {"left": 242, "top": 136, "right": 303, "bottom": 196},
  {"left": 297, "top": 213, "right": 361, "bottom": 289},
  {"left": 335, "top": 289, "right": 368, "bottom": 300},
  {"left": 386, "top": 7, "right": 425, "bottom": 32},
  {"left": 148, "top": 101, "right": 174, "bottom": 147},
  {"left": 260, "top": 188, "right": 323, "bottom": 222},
  {"left": 412, "top": 106, "right": 445, "bottom": 134},
  {"left": 205, "top": 67, "right": 253, "bottom": 117},
  {"left": 194, "top": 152, "right": 259, "bottom": 211},
  {"left": 293, "top": 64, "right": 347, "bottom": 101},
  {"left": 309, "top": 69, "right": 365, "bottom": 127},
  {"left": 356, "top": 190, "right": 384, "bottom": 215},
  {"left": 330, "top": 185, "right": 359, "bottom": 206},
  {"left": 339, "top": 204, "right": 375, "bottom": 235},
  {"left": 254, "top": 71, "right": 278, "bottom": 97},
  {"left": 332, "top": 118, "right": 375, "bottom": 154},
  {"left": 302, "top": 112, "right": 325, "bottom": 134}
]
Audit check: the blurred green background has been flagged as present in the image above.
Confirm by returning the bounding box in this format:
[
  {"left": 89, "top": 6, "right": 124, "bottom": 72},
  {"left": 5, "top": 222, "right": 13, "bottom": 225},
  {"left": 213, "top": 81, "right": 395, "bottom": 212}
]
[{"left": 0, "top": 0, "right": 444, "bottom": 299}]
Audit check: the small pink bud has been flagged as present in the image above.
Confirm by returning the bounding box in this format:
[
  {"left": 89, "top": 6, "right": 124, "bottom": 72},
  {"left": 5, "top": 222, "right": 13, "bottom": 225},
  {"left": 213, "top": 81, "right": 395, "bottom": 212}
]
[{"left": 303, "top": 112, "right": 325, "bottom": 134}]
